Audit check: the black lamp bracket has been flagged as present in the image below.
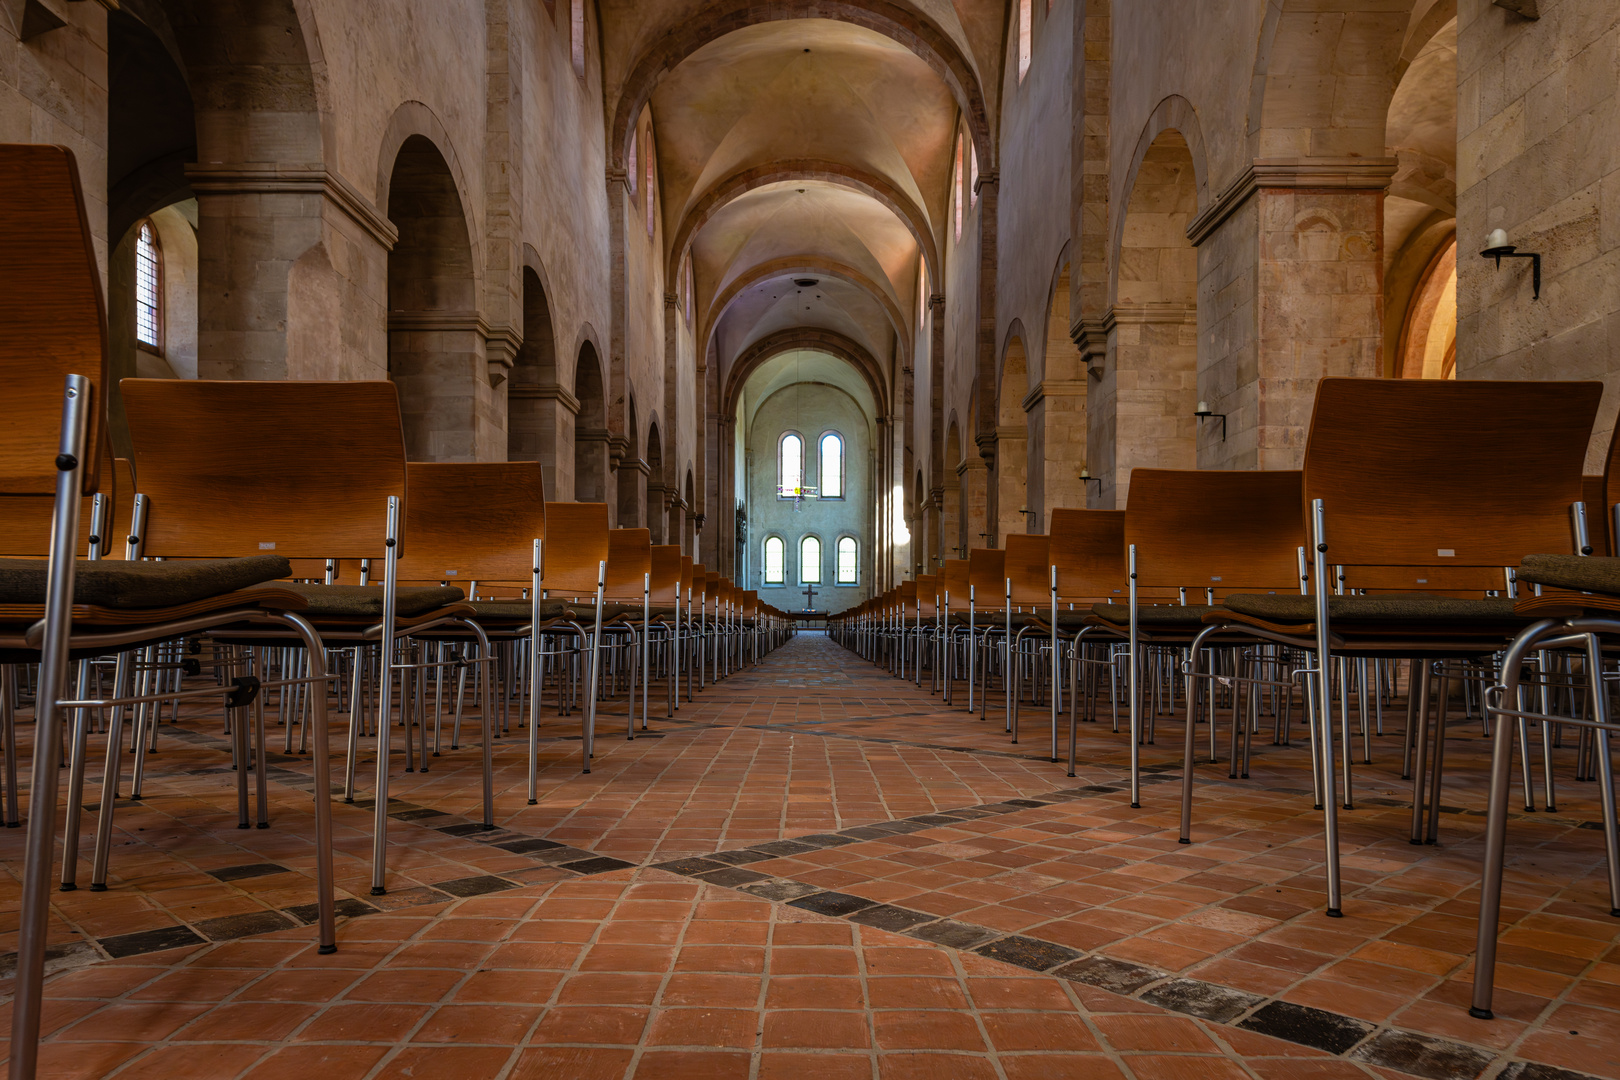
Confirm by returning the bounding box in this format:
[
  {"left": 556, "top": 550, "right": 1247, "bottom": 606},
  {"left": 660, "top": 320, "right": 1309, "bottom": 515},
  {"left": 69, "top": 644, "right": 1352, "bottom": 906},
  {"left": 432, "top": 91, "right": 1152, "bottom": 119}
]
[
  {"left": 1482, "top": 246, "right": 1541, "bottom": 300},
  {"left": 1195, "top": 410, "right": 1228, "bottom": 442}
]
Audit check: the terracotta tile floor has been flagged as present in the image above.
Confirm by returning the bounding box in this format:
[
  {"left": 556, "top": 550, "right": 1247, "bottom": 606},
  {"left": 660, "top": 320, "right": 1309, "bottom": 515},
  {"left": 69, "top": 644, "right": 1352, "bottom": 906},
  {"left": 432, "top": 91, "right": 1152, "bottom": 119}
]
[{"left": 0, "top": 631, "right": 1614, "bottom": 1078}]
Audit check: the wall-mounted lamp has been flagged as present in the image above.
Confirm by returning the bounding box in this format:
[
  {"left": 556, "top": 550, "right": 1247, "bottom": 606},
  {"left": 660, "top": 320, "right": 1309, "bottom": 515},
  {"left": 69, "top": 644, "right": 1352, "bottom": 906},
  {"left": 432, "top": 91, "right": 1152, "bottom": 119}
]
[
  {"left": 1481, "top": 228, "right": 1541, "bottom": 300},
  {"left": 1079, "top": 467, "right": 1102, "bottom": 497},
  {"left": 1018, "top": 507, "right": 1039, "bottom": 520},
  {"left": 1194, "top": 401, "right": 1227, "bottom": 442}
]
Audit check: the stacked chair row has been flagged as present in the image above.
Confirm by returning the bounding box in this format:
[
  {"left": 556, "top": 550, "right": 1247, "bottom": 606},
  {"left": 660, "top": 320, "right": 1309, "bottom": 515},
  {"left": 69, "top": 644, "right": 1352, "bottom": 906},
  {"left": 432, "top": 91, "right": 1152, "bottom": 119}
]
[
  {"left": 832, "top": 371, "right": 1620, "bottom": 1025},
  {"left": 0, "top": 143, "right": 792, "bottom": 1074}
]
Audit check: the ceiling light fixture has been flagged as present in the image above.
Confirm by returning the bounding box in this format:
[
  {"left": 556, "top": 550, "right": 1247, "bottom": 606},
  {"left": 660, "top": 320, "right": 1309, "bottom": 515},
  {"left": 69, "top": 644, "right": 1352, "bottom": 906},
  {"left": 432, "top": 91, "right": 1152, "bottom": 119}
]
[{"left": 794, "top": 278, "right": 819, "bottom": 288}]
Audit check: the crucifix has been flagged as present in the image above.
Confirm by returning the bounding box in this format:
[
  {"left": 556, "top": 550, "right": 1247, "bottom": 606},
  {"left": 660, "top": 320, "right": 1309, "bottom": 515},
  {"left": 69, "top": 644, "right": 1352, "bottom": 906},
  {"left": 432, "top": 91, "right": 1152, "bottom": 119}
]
[{"left": 802, "top": 583, "right": 818, "bottom": 611}]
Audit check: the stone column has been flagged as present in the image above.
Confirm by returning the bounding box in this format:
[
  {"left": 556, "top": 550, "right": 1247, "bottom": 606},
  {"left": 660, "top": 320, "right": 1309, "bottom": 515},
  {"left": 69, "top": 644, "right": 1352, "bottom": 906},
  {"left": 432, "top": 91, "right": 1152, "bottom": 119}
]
[
  {"left": 995, "top": 425, "right": 1028, "bottom": 544},
  {"left": 575, "top": 428, "right": 611, "bottom": 504},
  {"left": 1024, "top": 378, "right": 1088, "bottom": 523},
  {"left": 958, "top": 458, "right": 989, "bottom": 554},
  {"left": 1187, "top": 159, "right": 1394, "bottom": 470},
  {"left": 508, "top": 381, "right": 579, "bottom": 501}
]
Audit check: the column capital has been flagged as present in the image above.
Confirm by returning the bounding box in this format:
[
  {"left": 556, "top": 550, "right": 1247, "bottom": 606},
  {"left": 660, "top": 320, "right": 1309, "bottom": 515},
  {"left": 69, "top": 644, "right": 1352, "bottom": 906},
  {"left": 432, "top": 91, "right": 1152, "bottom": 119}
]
[{"left": 1186, "top": 156, "right": 1398, "bottom": 245}]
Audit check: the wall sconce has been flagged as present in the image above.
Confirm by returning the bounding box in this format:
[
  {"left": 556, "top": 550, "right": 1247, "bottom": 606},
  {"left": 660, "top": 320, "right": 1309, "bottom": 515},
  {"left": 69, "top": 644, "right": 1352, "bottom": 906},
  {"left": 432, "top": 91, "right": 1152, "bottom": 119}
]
[
  {"left": 1079, "top": 467, "right": 1101, "bottom": 497},
  {"left": 1481, "top": 228, "right": 1541, "bottom": 300},
  {"left": 1195, "top": 401, "right": 1227, "bottom": 441}
]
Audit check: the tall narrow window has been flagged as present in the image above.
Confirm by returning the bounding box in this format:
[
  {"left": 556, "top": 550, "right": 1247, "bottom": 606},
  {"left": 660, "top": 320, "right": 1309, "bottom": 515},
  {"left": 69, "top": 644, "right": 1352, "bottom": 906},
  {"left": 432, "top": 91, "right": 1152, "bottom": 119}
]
[
  {"left": 626, "top": 132, "right": 637, "bottom": 193},
  {"left": 763, "top": 536, "right": 785, "bottom": 584},
  {"left": 836, "top": 537, "right": 858, "bottom": 584},
  {"left": 918, "top": 258, "right": 927, "bottom": 330},
  {"left": 953, "top": 135, "right": 964, "bottom": 242},
  {"left": 1017, "top": 0, "right": 1032, "bottom": 81},
  {"left": 779, "top": 432, "right": 803, "bottom": 497},
  {"left": 800, "top": 536, "right": 821, "bottom": 584},
  {"left": 570, "top": 0, "right": 585, "bottom": 77},
  {"left": 970, "top": 143, "right": 979, "bottom": 207},
  {"left": 645, "top": 130, "right": 656, "bottom": 237},
  {"left": 135, "top": 219, "right": 162, "bottom": 351},
  {"left": 684, "top": 254, "right": 694, "bottom": 325},
  {"left": 819, "top": 432, "right": 844, "bottom": 498}
]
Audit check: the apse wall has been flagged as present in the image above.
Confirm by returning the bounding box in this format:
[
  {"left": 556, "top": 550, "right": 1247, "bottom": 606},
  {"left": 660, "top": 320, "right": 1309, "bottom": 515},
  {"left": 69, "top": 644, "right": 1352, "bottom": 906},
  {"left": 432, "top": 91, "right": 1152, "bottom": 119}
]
[{"left": 746, "top": 385, "right": 873, "bottom": 614}]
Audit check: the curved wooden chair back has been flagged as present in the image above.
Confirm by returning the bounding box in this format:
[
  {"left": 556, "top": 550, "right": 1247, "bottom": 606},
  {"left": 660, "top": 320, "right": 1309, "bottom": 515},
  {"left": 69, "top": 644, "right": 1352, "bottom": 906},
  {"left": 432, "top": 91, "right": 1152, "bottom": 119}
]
[
  {"left": 650, "top": 545, "right": 682, "bottom": 604},
  {"left": 704, "top": 571, "right": 720, "bottom": 604},
  {"left": 604, "top": 528, "right": 652, "bottom": 602},
  {"left": 742, "top": 590, "right": 758, "bottom": 617},
  {"left": 0, "top": 144, "right": 107, "bottom": 498},
  {"left": 897, "top": 581, "right": 918, "bottom": 616},
  {"left": 680, "top": 555, "right": 694, "bottom": 597},
  {"left": 541, "top": 502, "right": 610, "bottom": 599},
  {"left": 942, "top": 558, "right": 970, "bottom": 613},
  {"left": 0, "top": 444, "right": 118, "bottom": 559},
  {"left": 1126, "top": 469, "right": 1303, "bottom": 595},
  {"left": 967, "top": 548, "right": 1007, "bottom": 607},
  {"left": 1304, "top": 378, "right": 1600, "bottom": 572},
  {"left": 1004, "top": 534, "right": 1050, "bottom": 607},
  {"left": 123, "top": 380, "right": 406, "bottom": 560},
  {"left": 1048, "top": 509, "right": 1126, "bottom": 602},
  {"left": 915, "top": 573, "right": 940, "bottom": 618},
  {"left": 690, "top": 563, "right": 706, "bottom": 603},
  {"left": 395, "top": 462, "right": 545, "bottom": 586}
]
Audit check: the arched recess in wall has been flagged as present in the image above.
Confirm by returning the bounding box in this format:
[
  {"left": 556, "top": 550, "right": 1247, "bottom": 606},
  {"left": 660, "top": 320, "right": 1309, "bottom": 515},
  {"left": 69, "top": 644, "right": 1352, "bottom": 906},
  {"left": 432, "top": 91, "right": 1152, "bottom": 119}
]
[
  {"left": 575, "top": 345, "right": 608, "bottom": 503},
  {"left": 1040, "top": 256, "right": 1084, "bottom": 515},
  {"left": 720, "top": 329, "right": 890, "bottom": 422},
  {"left": 1110, "top": 126, "right": 1200, "bottom": 496},
  {"left": 944, "top": 415, "right": 963, "bottom": 559},
  {"left": 684, "top": 468, "right": 697, "bottom": 555},
  {"left": 997, "top": 330, "right": 1030, "bottom": 542},
  {"left": 618, "top": 394, "right": 643, "bottom": 527},
  {"left": 607, "top": 0, "right": 995, "bottom": 177},
  {"left": 1397, "top": 239, "right": 1457, "bottom": 379},
  {"left": 510, "top": 265, "right": 559, "bottom": 476},
  {"left": 647, "top": 421, "right": 665, "bottom": 542},
  {"left": 385, "top": 134, "right": 479, "bottom": 461}
]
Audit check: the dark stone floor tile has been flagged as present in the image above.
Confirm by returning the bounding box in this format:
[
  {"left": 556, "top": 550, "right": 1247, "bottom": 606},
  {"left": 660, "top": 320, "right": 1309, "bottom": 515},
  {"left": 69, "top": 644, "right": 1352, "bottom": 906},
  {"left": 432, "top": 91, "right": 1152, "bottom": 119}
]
[
  {"left": 1498, "top": 1063, "right": 1606, "bottom": 1080},
  {"left": 1349, "top": 1030, "right": 1493, "bottom": 1080},
  {"left": 437, "top": 822, "right": 494, "bottom": 838},
  {"left": 195, "top": 910, "right": 296, "bottom": 942},
  {"left": 1054, "top": 956, "right": 1166, "bottom": 995},
  {"left": 748, "top": 839, "right": 818, "bottom": 857},
  {"left": 1238, "top": 1001, "right": 1374, "bottom": 1055},
  {"left": 207, "top": 862, "right": 289, "bottom": 882},
  {"left": 839, "top": 826, "right": 898, "bottom": 840},
  {"left": 694, "top": 866, "right": 772, "bottom": 888},
  {"left": 788, "top": 891, "right": 877, "bottom": 918},
  {"left": 792, "top": 833, "right": 860, "bottom": 849},
  {"left": 740, "top": 879, "right": 821, "bottom": 902},
  {"left": 499, "top": 836, "right": 565, "bottom": 855},
  {"left": 562, "top": 856, "right": 637, "bottom": 875},
  {"left": 284, "top": 897, "right": 378, "bottom": 924},
  {"left": 1141, "top": 978, "right": 1263, "bottom": 1023},
  {"left": 907, "top": 814, "right": 963, "bottom": 826},
  {"left": 656, "top": 857, "right": 728, "bottom": 877},
  {"left": 100, "top": 925, "right": 207, "bottom": 959},
  {"left": 369, "top": 886, "right": 451, "bottom": 911},
  {"left": 525, "top": 846, "right": 597, "bottom": 865},
  {"left": 388, "top": 807, "right": 448, "bottom": 821},
  {"left": 973, "top": 935, "right": 1082, "bottom": 972},
  {"left": 849, "top": 905, "right": 937, "bottom": 932},
  {"left": 705, "top": 848, "right": 778, "bottom": 865},
  {"left": 435, "top": 875, "right": 517, "bottom": 898},
  {"left": 906, "top": 921, "right": 999, "bottom": 950}
]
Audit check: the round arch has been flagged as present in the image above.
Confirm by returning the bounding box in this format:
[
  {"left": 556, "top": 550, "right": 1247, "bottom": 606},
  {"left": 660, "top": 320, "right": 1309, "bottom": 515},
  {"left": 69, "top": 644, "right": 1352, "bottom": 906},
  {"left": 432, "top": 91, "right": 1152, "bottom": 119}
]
[
  {"left": 721, "top": 328, "right": 889, "bottom": 422},
  {"left": 703, "top": 257, "right": 911, "bottom": 363},
  {"left": 1109, "top": 96, "right": 1210, "bottom": 307},
  {"left": 608, "top": 0, "right": 993, "bottom": 177},
  {"left": 669, "top": 160, "right": 941, "bottom": 293},
  {"left": 375, "top": 101, "right": 484, "bottom": 294}
]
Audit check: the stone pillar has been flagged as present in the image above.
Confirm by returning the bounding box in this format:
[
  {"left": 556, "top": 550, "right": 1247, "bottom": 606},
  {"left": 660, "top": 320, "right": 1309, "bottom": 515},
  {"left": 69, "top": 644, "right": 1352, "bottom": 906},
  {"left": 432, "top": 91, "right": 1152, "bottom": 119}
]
[
  {"left": 508, "top": 381, "right": 579, "bottom": 501},
  {"left": 958, "top": 458, "right": 989, "bottom": 554},
  {"left": 1025, "top": 379, "right": 1088, "bottom": 523},
  {"left": 1089, "top": 303, "right": 1197, "bottom": 509},
  {"left": 1187, "top": 159, "right": 1394, "bottom": 470},
  {"left": 575, "top": 428, "right": 611, "bottom": 504},
  {"left": 615, "top": 456, "right": 648, "bottom": 529},
  {"left": 995, "top": 425, "right": 1028, "bottom": 544}
]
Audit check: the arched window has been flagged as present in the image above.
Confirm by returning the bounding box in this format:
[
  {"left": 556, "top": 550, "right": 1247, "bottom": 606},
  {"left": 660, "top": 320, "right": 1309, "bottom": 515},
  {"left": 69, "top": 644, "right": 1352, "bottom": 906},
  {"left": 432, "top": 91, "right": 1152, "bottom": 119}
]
[
  {"left": 953, "top": 135, "right": 964, "bottom": 242},
  {"left": 570, "top": 0, "right": 585, "bottom": 78},
  {"left": 969, "top": 142, "right": 979, "bottom": 208},
  {"left": 819, "top": 431, "right": 844, "bottom": 498},
  {"left": 763, "top": 536, "right": 785, "bottom": 584},
  {"left": 917, "top": 258, "right": 927, "bottom": 330},
  {"left": 1017, "top": 0, "right": 1032, "bottom": 81},
  {"left": 135, "top": 219, "right": 162, "bottom": 352},
  {"left": 800, "top": 535, "right": 821, "bottom": 584},
  {"left": 645, "top": 129, "right": 656, "bottom": 237},
  {"left": 626, "top": 131, "right": 637, "bottom": 193},
  {"left": 836, "top": 537, "right": 858, "bottom": 584},
  {"left": 779, "top": 432, "right": 803, "bottom": 497}
]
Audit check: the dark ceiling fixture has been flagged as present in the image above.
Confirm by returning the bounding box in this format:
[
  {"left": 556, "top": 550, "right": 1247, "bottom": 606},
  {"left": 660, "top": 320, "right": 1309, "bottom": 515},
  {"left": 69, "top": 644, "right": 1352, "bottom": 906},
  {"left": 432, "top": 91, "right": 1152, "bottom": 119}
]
[{"left": 794, "top": 278, "right": 819, "bottom": 288}]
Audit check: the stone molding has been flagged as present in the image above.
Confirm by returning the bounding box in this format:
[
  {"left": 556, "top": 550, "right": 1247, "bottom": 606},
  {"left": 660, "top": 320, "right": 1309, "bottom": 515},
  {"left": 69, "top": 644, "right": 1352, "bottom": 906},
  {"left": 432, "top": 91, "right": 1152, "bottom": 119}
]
[
  {"left": 185, "top": 166, "right": 400, "bottom": 249},
  {"left": 1072, "top": 318, "right": 1109, "bottom": 367},
  {"left": 1021, "top": 379, "right": 1088, "bottom": 412},
  {"left": 509, "top": 382, "right": 581, "bottom": 415},
  {"left": 386, "top": 310, "right": 516, "bottom": 385},
  {"left": 1184, "top": 157, "right": 1399, "bottom": 245},
  {"left": 616, "top": 456, "right": 651, "bottom": 477},
  {"left": 576, "top": 427, "right": 612, "bottom": 444}
]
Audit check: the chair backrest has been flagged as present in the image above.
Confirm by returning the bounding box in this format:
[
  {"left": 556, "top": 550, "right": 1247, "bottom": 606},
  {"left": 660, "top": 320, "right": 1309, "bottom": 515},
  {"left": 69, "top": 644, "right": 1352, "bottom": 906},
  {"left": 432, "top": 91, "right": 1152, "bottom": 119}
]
[
  {"left": 604, "top": 528, "right": 652, "bottom": 602},
  {"left": 968, "top": 548, "right": 1007, "bottom": 607},
  {"left": 650, "top": 545, "right": 682, "bottom": 604},
  {"left": 123, "top": 380, "right": 407, "bottom": 560},
  {"left": 0, "top": 144, "right": 107, "bottom": 499},
  {"left": 1004, "top": 533, "right": 1050, "bottom": 607},
  {"left": 1303, "top": 378, "right": 1601, "bottom": 572},
  {"left": 915, "top": 573, "right": 940, "bottom": 618},
  {"left": 942, "top": 558, "right": 970, "bottom": 612},
  {"left": 680, "top": 555, "right": 694, "bottom": 599},
  {"left": 541, "top": 502, "right": 610, "bottom": 598},
  {"left": 0, "top": 444, "right": 119, "bottom": 559},
  {"left": 395, "top": 462, "right": 545, "bottom": 586},
  {"left": 1586, "top": 475, "right": 1612, "bottom": 558},
  {"left": 1126, "top": 469, "right": 1304, "bottom": 594},
  {"left": 704, "top": 571, "right": 720, "bottom": 604},
  {"left": 690, "top": 563, "right": 706, "bottom": 605},
  {"left": 1048, "top": 508, "right": 1125, "bottom": 603}
]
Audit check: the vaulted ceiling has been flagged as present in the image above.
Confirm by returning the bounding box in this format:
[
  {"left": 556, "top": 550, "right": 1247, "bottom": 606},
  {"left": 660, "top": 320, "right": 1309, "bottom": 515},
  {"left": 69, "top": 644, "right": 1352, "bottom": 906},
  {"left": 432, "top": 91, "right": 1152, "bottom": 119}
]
[{"left": 600, "top": 1, "right": 1006, "bottom": 412}]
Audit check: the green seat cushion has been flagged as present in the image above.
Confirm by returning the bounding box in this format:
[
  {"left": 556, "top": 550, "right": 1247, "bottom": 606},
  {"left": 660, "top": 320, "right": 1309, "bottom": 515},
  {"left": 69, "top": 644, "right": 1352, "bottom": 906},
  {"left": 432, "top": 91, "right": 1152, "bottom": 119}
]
[
  {"left": 0, "top": 555, "right": 290, "bottom": 609},
  {"left": 1092, "top": 603, "right": 1220, "bottom": 627},
  {"left": 467, "top": 599, "right": 571, "bottom": 621},
  {"left": 1517, "top": 554, "right": 1620, "bottom": 597},
  {"left": 276, "top": 581, "right": 465, "bottom": 618},
  {"left": 1220, "top": 592, "right": 1520, "bottom": 624}
]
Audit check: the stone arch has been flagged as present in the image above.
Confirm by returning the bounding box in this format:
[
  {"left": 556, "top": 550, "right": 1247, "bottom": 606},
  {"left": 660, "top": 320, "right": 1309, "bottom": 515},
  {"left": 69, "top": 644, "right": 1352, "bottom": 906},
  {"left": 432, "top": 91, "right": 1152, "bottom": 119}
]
[
  {"left": 509, "top": 264, "right": 559, "bottom": 478},
  {"left": 574, "top": 343, "right": 608, "bottom": 503},
  {"left": 669, "top": 161, "right": 940, "bottom": 293},
  {"left": 721, "top": 329, "right": 889, "bottom": 422},
  {"left": 386, "top": 134, "right": 483, "bottom": 461},
  {"left": 1396, "top": 238, "right": 1457, "bottom": 380},
  {"left": 1037, "top": 255, "right": 1085, "bottom": 516},
  {"left": 376, "top": 102, "right": 483, "bottom": 290},
  {"left": 997, "top": 329, "right": 1031, "bottom": 543},
  {"left": 704, "top": 258, "right": 911, "bottom": 365},
  {"left": 1248, "top": 0, "right": 1412, "bottom": 160},
  {"left": 1109, "top": 97, "right": 1209, "bottom": 307},
  {"left": 608, "top": 0, "right": 994, "bottom": 177},
  {"left": 684, "top": 467, "right": 697, "bottom": 556},
  {"left": 646, "top": 419, "right": 666, "bottom": 542}
]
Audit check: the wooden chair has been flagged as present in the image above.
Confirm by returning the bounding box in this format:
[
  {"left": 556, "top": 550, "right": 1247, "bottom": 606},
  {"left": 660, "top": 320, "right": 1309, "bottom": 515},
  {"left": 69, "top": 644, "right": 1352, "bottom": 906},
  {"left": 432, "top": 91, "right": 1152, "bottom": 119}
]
[
  {"left": 940, "top": 558, "right": 969, "bottom": 704},
  {"left": 1002, "top": 533, "right": 1050, "bottom": 748},
  {"left": 0, "top": 144, "right": 344, "bottom": 1076},
  {"left": 537, "top": 502, "right": 613, "bottom": 766},
  {"left": 1042, "top": 509, "right": 1128, "bottom": 768}
]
